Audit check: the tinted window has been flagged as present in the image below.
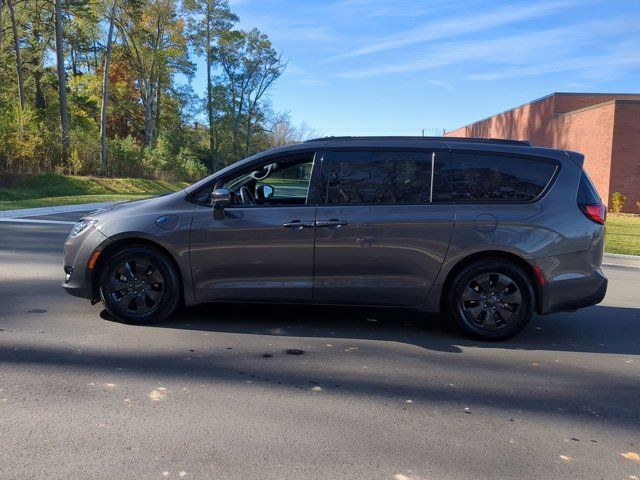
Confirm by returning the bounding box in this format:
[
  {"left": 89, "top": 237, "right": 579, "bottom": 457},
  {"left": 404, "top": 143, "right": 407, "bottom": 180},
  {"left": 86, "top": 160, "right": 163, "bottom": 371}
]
[
  {"left": 326, "top": 150, "right": 433, "bottom": 205},
  {"left": 576, "top": 171, "right": 601, "bottom": 204},
  {"left": 446, "top": 152, "right": 557, "bottom": 202}
]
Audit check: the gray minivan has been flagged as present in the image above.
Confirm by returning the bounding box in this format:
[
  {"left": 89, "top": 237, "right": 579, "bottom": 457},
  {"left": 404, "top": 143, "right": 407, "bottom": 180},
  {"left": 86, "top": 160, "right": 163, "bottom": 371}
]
[{"left": 62, "top": 136, "right": 607, "bottom": 340}]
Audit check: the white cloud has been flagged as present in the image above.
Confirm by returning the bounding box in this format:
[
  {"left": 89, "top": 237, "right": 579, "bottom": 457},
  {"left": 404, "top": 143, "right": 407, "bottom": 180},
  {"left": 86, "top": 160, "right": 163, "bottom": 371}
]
[
  {"left": 427, "top": 79, "right": 454, "bottom": 90},
  {"left": 336, "top": 20, "right": 634, "bottom": 80},
  {"left": 328, "top": 0, "right": 455, "bottom": 19},
  {"left": 285, "top": 62, "right": 330, "bottom": 87},
  {"left": 469, "top": 42, "right": 640, "bottom": 81},
  {"left": 325, "top": 0, "right": 584, "bottom": 62},
  {"left": 235, "top": 12, "right": 343, "bottom": 46}
]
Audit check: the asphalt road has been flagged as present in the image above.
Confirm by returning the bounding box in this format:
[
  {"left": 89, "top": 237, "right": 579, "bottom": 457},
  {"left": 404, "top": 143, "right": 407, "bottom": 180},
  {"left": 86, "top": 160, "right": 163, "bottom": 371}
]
[{"left": 0, "top": 211, "right": 639, "bottom": 480}]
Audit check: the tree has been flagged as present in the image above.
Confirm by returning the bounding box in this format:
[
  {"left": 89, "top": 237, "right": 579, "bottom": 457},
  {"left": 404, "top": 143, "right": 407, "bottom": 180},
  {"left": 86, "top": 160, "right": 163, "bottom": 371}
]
[
  {"left": 100, "top": 0, "right": 117, "bottom": 171},
  {"left": 103, "top": 54, "right": 145, "bottom": 141},
  {"left": 240, "top": 29, "right": 285, "bottom": 157},
  {"left": 183, "top": 0, "right": 236, "bottom": 172},
  {"left": 0, "top": 0, "right": 291, "bottom": 177},
  {"left": 7, "top": 0, "right": 25, "bottom": 109},
  {"left": 63, "top": 1, "right": 99, "bottom": 74},
  {"left": 266, "top": 112, "right": 316, "bottom": 148},
  {"left": 54, "top": 0, "right": 70, "bottom": 160},
  {"left": 0, "top": 0, "right": 4, "bottom": 169},
  {"left": 24, "top": 0, "right": 53, "bottom": 112},
  {"left": 0, "top": 0, "right": 4, "bottom": 79},
  {"left": 217, "top": 28, "right": 285, "bottom": 159},
  {"left": 118, "top": 0, "right": 191, "bottom": 146}
]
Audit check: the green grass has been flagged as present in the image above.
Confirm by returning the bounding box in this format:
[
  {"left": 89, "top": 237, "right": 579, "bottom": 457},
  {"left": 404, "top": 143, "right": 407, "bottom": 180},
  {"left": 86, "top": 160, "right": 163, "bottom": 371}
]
[
  {"left": 0, "top": 173, "right": 188, "bottom": 211},
  {"left": 605, "top": 214, "right": 640, "bottom": 256}
]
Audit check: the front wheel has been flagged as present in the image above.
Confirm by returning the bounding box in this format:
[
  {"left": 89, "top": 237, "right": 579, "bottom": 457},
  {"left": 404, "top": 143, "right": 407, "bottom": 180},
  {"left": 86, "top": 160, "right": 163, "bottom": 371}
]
[
  {"left": 99, "top": 246, "right": 180, "bottom": 324},
  {"left": 446, "top": 259, "right": 535, "bottom": 340}
]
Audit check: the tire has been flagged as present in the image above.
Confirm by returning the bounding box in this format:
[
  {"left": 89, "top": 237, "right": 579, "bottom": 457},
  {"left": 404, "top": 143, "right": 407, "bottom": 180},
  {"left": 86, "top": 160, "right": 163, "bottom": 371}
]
[
  {"left": 446, "top": 258, "right": 534, "bottom": 341},
  {"left": 99, "top": 246, "right": 180, "bottom": 324}
]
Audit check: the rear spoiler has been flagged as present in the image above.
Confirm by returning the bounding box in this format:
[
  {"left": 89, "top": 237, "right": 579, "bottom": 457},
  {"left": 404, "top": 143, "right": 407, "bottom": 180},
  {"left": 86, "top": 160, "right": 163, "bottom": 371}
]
[{"left": 564, "top": 150, "right": 585, "bottom": 168}]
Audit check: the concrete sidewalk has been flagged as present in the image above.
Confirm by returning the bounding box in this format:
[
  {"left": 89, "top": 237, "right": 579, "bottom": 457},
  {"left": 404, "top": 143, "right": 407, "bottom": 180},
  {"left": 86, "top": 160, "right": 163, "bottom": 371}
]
[{"left": 0, "top": 201, "right": 116, "bottom": 219}]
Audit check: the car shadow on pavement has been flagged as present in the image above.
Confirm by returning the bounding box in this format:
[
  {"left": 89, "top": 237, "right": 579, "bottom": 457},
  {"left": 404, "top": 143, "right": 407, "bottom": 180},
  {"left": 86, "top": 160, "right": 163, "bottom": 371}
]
[
  {"left": 102, "top": 303, "right": 640, "bottom": 356},
  {"left": 2, "top": 302, "right": 636, "bottom": 430}
]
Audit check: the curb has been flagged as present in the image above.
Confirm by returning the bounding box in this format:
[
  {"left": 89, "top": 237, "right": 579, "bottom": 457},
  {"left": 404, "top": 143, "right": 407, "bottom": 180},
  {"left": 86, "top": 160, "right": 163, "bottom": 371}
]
[
  {"left": 0, "top": 202, "right": 116, "bottom": 219},
  {"left": 604, "top": 252, "right": 640, "bottom": 260},
  {"left": 603, "top": 253, "right": 640, "bottom": 269}
]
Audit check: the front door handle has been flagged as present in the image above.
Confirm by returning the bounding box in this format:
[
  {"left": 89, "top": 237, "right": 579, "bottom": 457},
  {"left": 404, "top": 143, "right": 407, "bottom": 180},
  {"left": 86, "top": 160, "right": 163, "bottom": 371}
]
[
  {"left": 315, "top": 219, "right": 348, "bottom": 228},
  {"left": 283, "top": 220, "right": 315, "bottom": 229}
]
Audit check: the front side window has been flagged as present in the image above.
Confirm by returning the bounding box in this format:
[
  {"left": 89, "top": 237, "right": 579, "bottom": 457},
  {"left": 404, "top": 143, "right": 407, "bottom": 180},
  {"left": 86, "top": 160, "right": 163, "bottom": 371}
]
[
  {"left": 255, "top": 162, "right": 312, "bottom": 200},
  {"left": 325, "top": 150, "right": 433, "bottom": 205},
  {"left": 447, "top": 152, "right": 558, "bottom": 202},
  {"left": 221, "top": 154, "right": 315, "bottom": 206}
]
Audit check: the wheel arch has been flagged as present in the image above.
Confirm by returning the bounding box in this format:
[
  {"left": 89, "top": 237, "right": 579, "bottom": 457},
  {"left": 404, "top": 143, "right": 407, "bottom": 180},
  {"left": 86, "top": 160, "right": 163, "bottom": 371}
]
[
  {"left": 91, "top": 236, "right": 185, "bottom": 303},
  {"left": 440, "top": 250, "right": 542, "bottom": 314}
]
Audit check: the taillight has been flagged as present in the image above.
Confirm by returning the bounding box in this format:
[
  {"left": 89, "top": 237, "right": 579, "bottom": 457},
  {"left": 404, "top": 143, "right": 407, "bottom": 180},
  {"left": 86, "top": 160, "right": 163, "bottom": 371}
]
[
  {"left": 579, "top": 203, "right": 606, "bottom": 224},
  {"left": 576, "top": 171, "right": 605, "bottom": 224}
]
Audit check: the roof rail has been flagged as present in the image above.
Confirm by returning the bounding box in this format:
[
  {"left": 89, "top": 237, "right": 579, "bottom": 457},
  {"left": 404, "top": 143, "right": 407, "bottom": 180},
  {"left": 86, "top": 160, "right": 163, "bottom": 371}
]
[
  {"left": 303, "top": 135, "right": 531, "bottom": 146},
  {"left": 441, "top": 136, "right": 531, "bottom": 146},
  {"left": 303, "top": 135, "right": 341, "bottom": 143}
]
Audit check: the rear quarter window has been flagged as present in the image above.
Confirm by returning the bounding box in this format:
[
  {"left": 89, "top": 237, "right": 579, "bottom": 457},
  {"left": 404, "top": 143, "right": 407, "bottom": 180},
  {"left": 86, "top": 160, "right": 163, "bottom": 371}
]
[
  {"left": 576, "top": 171, "right": 602, "bottom": 204},
  {"left": 446, "top": 152, "right": 558, "bottom": 202}
]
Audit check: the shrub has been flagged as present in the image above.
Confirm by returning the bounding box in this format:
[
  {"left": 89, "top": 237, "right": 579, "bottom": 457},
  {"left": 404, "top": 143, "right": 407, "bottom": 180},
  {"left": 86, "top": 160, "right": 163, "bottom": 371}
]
[
  {"left": 610, "top": 192, "right": 626, "bottom": 213},
  {"left": 0, "top": 104, "right": 44, "bottom": 173},
  {"left": 142, "top": 135, "right": 172, "bottom": 179},
  {"left": 175, "top": 147, "right": 208, "bottom": 182},
  {"left": 107, "top": 136, "right": 144, "bottom": 177},
  {"left": 67, "top": 150, "right": 83, "bottom": 176},
  {"left": 69, "top": 126, "right": 101, "bottom": 175},
  {"left": 103, "top": 134, "right": 208, "bottom": 182}
]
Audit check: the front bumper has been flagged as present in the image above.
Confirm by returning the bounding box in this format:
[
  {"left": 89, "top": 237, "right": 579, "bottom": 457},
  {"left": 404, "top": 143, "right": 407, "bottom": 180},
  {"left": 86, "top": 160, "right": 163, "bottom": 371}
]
[
  {"left": 62, "top": 227, "right": 109, "bottom": 300},
  {"left": 62, "top": 281, "right": 93, "bottom": 299},
  {"left": 62, "top": 271, "right": 94, "bottom": 299}
]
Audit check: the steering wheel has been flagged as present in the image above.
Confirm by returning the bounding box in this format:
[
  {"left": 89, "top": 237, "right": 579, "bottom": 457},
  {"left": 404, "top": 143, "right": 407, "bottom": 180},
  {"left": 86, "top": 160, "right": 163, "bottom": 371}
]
[{"left": 239, "top": 186, "right": 256, "bottom": 206}]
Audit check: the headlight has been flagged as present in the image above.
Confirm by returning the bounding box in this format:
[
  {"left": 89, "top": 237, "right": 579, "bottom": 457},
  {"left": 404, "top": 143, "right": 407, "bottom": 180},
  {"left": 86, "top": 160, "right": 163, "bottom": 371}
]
[{"left": 69, "top": 219, "right": 99, "bottom": 238}]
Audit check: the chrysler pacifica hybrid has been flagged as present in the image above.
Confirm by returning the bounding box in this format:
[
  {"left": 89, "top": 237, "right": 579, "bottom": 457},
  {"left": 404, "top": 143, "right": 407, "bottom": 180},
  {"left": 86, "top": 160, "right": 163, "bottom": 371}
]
[{"left": 63, "top": 136, "right": 607, "bottom": 340}]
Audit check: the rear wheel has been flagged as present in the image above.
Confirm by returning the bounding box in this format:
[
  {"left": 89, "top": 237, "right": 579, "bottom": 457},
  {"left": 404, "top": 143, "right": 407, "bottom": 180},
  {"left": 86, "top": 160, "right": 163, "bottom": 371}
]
[
  {"left": 99, "top": 246, "right": 180, "bottom": 324},
  {"left": 446, "top": 259, "right": 534, "bottom": 340}
]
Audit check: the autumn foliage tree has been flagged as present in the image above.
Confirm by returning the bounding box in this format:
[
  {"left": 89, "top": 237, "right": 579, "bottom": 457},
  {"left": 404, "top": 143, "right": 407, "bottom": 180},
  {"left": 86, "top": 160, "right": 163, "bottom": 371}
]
[{"left": 0, "top": 0, "right": 295, "bottom": 180}]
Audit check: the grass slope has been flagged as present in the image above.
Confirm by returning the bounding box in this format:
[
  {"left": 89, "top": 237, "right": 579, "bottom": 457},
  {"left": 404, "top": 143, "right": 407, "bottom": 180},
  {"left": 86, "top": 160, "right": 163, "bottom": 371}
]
[{"left": 0, "top": 174, "right": 188, "bottom": 210}]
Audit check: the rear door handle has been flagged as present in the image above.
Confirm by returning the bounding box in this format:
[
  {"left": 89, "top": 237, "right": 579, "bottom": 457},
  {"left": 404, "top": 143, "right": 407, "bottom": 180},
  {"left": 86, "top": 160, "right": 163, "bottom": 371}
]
[
  {"left": 283, "top": 220, "right": 315, "bottom": 229},
  {"left": 315, "top": 219, "right": 348, "bottom": 228}
]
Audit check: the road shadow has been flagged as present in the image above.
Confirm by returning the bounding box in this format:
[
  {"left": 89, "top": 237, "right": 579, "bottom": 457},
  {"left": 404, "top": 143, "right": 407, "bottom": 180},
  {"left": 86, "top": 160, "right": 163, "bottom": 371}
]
[
  {"left": 2, "top": 302, "right": 638, "bottom": 431},
  {"left": 101, "top": 302, "right": 640, "bottom": 356}
]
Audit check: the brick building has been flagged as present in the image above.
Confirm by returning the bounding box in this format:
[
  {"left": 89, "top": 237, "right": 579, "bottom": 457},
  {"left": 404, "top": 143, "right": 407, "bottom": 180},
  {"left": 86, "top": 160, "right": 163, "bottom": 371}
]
[{"left": 445, "top": 93, "right": 640, "bottom": 212}]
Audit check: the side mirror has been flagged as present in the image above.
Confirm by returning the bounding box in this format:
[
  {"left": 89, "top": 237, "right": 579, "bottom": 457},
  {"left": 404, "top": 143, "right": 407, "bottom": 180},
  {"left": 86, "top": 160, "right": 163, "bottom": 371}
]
[
  {"left": 211, "top": 188, "right": 231, "bottom": 220},
  {"left": 257, "top": 184, "right": 274, "bottom": 200}
]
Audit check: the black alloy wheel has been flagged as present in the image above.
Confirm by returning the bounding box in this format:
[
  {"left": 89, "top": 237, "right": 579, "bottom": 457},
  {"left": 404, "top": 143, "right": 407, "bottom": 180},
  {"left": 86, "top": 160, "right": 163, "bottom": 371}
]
[
  {"left": 99, "top": 247, "right": 180, "bottom": 324},
  {"left": 460, "top": 272, "right": 522, "bottom": 331},
  {"left": 447, "top": 259, "right": 534, "bottom": 340}
]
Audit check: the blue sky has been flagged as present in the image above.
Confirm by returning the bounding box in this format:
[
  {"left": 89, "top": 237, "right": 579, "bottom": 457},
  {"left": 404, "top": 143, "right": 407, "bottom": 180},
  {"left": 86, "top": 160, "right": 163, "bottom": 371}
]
[{"left": 192, "top": 0, "right": 640, "bottom": 136}]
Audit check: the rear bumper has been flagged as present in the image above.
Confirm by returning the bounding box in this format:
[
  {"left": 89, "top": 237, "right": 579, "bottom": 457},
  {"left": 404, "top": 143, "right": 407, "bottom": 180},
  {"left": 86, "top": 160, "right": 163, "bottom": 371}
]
[{"left": 539, "top": 266, "right": 607, "bottom": 314}]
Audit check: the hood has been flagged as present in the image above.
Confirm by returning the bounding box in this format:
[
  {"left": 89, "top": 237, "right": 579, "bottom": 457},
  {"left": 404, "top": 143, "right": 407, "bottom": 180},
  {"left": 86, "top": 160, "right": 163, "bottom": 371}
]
[{"left": 86, "top": 191, "right": 186, "bottom": 220}]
